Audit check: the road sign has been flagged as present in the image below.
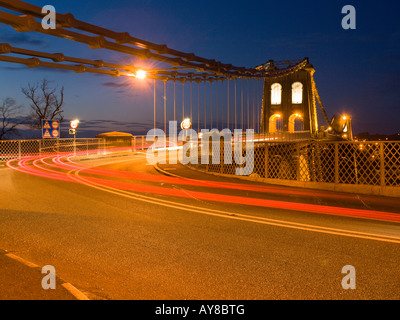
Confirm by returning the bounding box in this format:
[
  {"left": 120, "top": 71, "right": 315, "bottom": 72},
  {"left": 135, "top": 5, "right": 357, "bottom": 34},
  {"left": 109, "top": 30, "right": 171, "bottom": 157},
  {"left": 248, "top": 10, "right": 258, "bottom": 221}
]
[
  {"left": 43, "top": 129, "right": 52, "bottom": 138},
  {"left": 69, "top": 129, "right": 76, "bottom": 135},
  {"left": 52, "top": 121, "right": 60, "bottom": 129},
  {"left": 42, "top": 120, "right": 61, "bottom": 139},
  {"left": 52, "top": 129, "right": 60, "bottom": 138}
]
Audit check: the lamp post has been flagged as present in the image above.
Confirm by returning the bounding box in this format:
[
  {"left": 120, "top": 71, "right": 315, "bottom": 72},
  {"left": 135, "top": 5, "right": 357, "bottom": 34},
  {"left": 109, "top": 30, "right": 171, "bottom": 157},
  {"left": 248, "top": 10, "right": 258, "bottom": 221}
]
[{"left": 70, "top": 119, "right": 80, "bottom": 156}]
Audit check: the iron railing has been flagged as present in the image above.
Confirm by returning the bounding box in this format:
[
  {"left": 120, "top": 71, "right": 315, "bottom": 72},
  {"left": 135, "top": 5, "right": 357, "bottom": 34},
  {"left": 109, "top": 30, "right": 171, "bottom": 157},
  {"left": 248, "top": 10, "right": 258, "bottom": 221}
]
[
  {"left": 191, "top": 140, "right": 400, "bottom": 188},
  {"left": 0, "top": 135, "right": 167, "bottom": 161}
]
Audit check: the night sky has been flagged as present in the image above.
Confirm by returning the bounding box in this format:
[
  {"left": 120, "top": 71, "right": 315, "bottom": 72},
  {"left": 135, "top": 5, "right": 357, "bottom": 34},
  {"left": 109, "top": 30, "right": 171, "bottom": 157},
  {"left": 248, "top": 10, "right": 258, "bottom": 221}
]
[{"left": 0, "top": 0, "right": 399, "bottom": 137}]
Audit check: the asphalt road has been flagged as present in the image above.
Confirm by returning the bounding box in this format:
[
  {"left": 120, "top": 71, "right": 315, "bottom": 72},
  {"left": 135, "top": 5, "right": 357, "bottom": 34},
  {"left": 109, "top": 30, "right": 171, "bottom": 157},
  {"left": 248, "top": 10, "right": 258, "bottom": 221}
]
[{"left": 1, "top": 152, "right": 400, "bottom": 300}]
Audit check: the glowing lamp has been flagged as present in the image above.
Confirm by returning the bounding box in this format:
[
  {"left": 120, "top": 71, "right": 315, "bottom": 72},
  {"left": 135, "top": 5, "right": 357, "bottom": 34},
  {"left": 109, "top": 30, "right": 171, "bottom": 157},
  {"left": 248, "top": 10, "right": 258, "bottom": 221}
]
[
  {"left": 136, "top": 70, "right": 146, "bottom": 80},
  {"left": 180, "top": 118, "right": 192, "bottom": 130}
]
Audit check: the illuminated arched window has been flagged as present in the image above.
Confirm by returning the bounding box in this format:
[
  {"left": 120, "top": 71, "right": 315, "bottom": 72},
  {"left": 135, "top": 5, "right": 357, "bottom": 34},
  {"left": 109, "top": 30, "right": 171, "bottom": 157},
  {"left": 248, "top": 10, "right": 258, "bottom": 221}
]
[
  {"left": 288, "top": 113, "right": 304, "bottom": 131},
  {"left": 269, "top": 114, "right": 282, "bottom": 132},
  {"left": 271, "top": 83, "right": 282, "bottom": 105},
  {"left": 292, "top": 82, "right": 303, "bottom": 104}
]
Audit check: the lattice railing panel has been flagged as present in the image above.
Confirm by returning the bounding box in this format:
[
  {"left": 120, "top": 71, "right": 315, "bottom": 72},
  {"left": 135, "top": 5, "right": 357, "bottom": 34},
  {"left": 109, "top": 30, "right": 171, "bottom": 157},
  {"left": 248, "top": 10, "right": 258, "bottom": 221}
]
[
  {"left": 0, "top": 138, "right": 106, "bottom": 161},
  {"left": 384, "top": 142, "right": 400, "bottom": 186},
  {"left": 192, "top": 139, "right": 400, "bottom": 189},
  {"left": 265, "top": 143, "right": 297, "bottom": 180},
  {"left": 314, "top": 143, "right": 335, "bottom": 183}
]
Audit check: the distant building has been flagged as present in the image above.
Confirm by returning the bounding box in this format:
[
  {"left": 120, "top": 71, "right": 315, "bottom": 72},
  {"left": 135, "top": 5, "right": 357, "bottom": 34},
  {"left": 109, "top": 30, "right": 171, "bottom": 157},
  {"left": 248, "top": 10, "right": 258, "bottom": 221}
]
[{"left": 95, "top": 131, "right": 133, "bottom": 147}]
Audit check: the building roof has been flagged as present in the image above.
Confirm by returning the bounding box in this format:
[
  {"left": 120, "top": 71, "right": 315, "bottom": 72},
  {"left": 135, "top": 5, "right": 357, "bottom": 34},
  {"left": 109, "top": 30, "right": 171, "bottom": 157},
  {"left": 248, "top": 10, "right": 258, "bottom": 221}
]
[{"left": 95, "top": 131, "right": 133, "bottom": 138}]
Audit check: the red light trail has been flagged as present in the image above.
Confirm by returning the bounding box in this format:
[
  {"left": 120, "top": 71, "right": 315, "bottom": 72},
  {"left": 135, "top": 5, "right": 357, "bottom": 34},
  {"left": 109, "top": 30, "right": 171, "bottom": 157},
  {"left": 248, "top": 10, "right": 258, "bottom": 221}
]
[{"left": 6, "top": 152, "right": 400, "bottom": 224}]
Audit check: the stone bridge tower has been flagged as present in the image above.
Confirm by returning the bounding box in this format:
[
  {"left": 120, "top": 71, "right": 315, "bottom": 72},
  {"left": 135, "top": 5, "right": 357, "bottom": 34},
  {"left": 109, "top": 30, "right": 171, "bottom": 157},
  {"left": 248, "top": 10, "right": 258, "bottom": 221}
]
[{"left": 260, "top": 59, "right": 318, "bottom": 135}]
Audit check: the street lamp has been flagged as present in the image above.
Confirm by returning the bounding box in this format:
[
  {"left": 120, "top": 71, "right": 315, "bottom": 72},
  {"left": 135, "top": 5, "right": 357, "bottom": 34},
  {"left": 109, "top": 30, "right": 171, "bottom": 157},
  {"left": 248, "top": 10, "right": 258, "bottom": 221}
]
[
  {"left": 70, "top": 119, "right": 80, "bottom": 155},
  {"left": 181, "top": 118, "right": 192, "bottom": 130},
  {"left": 135, "top": 69, "right": 146, "bottom": 80},
  {"left": 70, "top": 119, "right": 80, "bottom": 129}
]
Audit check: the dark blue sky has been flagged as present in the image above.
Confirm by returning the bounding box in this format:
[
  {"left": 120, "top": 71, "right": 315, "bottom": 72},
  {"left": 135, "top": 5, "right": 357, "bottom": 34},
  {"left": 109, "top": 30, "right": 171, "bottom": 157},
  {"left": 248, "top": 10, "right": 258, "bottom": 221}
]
[{"left": 0, "top": 0, "right": 399, "bottom": 136}]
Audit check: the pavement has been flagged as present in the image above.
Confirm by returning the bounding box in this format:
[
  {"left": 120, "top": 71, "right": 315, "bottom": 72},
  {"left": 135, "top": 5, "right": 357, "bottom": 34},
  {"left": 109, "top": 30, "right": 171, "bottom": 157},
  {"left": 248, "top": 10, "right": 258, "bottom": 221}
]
[{"left": 0, "top": 153, "right": 162, "bottom": 301}]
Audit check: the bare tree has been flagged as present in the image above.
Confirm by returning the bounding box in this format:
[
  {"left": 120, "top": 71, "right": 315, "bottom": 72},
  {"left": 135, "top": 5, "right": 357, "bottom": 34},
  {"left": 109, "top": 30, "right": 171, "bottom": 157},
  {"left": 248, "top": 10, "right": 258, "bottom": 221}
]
[
  {"left": 21, "top": 79, "right": 64, "bottom": 129},
  {"left": 0, "top": 97, "right": 25, "bottom": 140}
]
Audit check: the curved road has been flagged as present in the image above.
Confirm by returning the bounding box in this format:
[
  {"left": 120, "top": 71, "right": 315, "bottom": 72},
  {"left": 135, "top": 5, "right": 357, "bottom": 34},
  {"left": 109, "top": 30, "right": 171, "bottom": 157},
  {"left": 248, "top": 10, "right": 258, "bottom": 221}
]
[{"left": 1, "top": 152, "right": 400, "bottom": 299}]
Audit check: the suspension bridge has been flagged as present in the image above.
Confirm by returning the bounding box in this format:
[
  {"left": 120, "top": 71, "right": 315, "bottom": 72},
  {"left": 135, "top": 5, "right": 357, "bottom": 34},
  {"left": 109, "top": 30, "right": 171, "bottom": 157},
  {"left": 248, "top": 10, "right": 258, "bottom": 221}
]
[
  {"left": 0, "top": 0, "right": 351, "bottom": 140},
  {"left": 0, "top": 0, "right": 399, "bottom": 302}
]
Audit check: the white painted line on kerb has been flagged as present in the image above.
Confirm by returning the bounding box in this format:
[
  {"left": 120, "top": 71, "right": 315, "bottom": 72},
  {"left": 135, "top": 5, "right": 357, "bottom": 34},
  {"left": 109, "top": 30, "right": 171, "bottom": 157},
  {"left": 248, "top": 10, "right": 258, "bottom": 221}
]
[
  {"left": 62, "top": 283, "right": 90, "bottom": 300},
  {"left": 5, "top": 253, "right": 39, "bottom": 268},
  {"left": 5, "top": 252, "right": 90, "bottom": 300}
]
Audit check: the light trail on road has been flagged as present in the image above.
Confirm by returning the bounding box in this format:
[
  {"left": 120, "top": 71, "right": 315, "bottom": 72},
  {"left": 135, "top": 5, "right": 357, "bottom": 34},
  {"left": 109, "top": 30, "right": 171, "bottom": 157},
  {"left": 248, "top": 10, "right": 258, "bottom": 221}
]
[
  {"left": 66, "top": 167, "right": 400, "bottom": 244},
  {"left": 6, "top": 153, "right": 400, "bottom": 227}
]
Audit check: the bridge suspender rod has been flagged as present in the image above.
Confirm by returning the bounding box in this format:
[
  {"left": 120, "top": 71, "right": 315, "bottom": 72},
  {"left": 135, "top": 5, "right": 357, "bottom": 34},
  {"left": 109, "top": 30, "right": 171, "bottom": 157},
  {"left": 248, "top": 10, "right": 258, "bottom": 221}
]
[
  {"left": 197, "top": 82, "right": 200, "bottom": 133},
  {"left": 164, "top": 80, "right": 167, "bottom": 135},
  {"left": 246, "top": 78, "right": 250, "bottom": 129},
  {"left": 153, "top": 79, "right": 156, "bottom": 133},
  {"left": 173, "top": 80, "right": 176, "bottom": 123},
  {"left": 182, "top": 81, "right": 185, "bottom": 120},
  {"left": 216, "top": 81, "right": 219, "bottom": 130},
  {"left": 256, "top": 79, "right": 260, "bottom": 133},
  {"left": 210, "top": 81, "right": 213, "bottom": 129},
  {"left": 311, "top": 75, "right": 331, "bottom": 127},
  {"left": 234, "top": 78, "right": 237, "bottom": 131},
  {"left": 252, "top": 79, "right": 255, "bottom": 130},
  {"left": 227, "top": 78, "right": 230, "bottom": 131},
  {"left": 204, "top": 82, "right": 207, "bottom": 130},
  {"left": 241, "top": 78, "right": 244, "bottom": 131},
  {"left": 190, "top": 81, "right": 193, "bottom": 122}
]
